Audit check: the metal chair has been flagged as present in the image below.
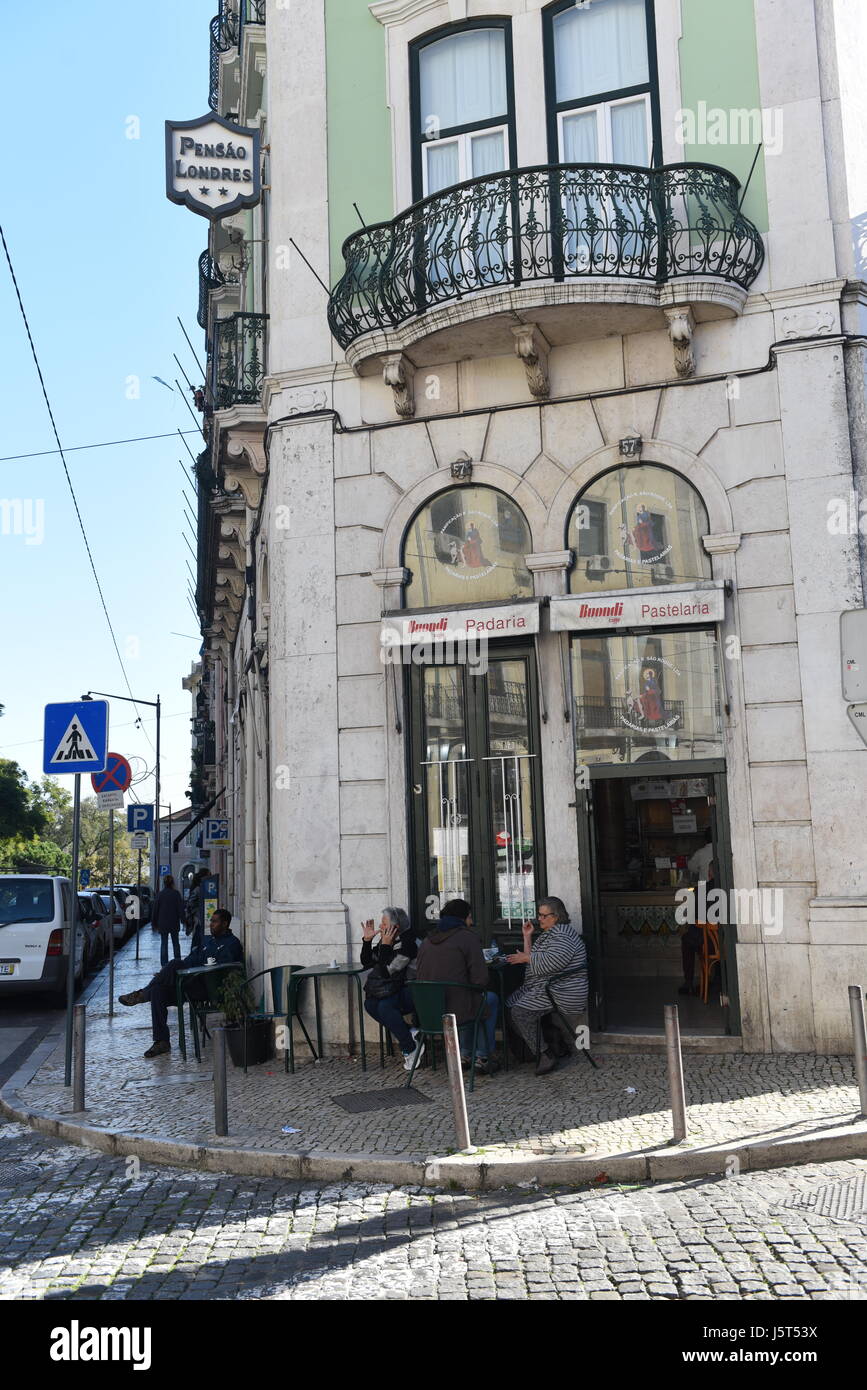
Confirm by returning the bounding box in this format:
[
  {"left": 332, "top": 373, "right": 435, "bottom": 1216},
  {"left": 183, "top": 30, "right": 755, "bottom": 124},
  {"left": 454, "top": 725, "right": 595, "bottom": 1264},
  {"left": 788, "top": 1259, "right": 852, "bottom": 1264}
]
[
  {"left": 698, "top": 923, "right": 722, "bottom": 1004},
  {"left": 541, "top": 965, "right": 598, "bottom": 1069},
  {"left": 175, "top": 962, "right": 245, "bottom": 1063},
  {"left": 283, "top": 967, "right": 319, "bottom": 1074},
  {"left": 240, "top": 964, "right": 298, "bottom": 1074},
  {"left": 406, "top": 981, "right": 487, "bottom": 1092}
]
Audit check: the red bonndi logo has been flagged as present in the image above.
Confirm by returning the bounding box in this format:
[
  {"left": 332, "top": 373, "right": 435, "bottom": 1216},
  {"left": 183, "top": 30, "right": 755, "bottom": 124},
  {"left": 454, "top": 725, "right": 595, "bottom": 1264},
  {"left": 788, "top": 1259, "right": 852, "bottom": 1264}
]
[{"left": 578, "top": 601, "right": 624, "bottom": 624}]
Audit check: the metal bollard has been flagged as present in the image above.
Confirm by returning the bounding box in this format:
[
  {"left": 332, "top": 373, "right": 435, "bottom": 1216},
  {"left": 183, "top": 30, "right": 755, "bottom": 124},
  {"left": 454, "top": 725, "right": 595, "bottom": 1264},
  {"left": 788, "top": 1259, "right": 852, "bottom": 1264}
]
[
  {"left": 213, "top": 1026, "right": 228, "bottom": 1136},
  {"left": 442, "top": 1013, "right": 474, "bottom": 1153},
  {"left": 848, "top": 986, "right": 867, "bottom": 1119},
  {"left": 72, "top": 1004, "right": 86, "bottom": 1113},
  {"left": 664, "top": 1004, "right": 687, "bottom": 1142}
]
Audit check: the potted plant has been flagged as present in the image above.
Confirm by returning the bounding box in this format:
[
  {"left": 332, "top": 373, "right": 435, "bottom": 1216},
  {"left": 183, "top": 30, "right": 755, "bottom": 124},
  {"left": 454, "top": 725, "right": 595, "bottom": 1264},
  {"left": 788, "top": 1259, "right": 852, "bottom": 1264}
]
[{"left": 216, "top": 971, "right": 275, "bottom": 1067}]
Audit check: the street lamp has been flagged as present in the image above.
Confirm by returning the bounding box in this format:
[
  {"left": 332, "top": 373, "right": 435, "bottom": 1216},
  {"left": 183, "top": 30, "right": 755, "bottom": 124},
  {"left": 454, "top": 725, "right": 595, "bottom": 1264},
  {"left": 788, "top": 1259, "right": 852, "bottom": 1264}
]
[{"left": 82, "top": 691, "right": 161, "bottom": 897}]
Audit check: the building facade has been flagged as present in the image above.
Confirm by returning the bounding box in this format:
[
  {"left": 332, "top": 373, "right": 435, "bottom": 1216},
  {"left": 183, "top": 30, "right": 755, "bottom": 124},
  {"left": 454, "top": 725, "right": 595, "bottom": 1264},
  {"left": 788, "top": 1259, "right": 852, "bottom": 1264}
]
[{"left": 193, "top": 0, "right": 867, "bottom": 1052}]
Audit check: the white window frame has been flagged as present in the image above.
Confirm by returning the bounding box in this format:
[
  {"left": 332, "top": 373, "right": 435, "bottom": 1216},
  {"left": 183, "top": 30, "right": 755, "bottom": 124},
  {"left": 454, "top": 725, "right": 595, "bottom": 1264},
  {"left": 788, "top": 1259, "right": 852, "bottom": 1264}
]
[
  {"left": 557, "top": 93, "right": 651, "bottom": 167},
  {"left": 421, "top": 123, "right": 510, "bottom": 197}
]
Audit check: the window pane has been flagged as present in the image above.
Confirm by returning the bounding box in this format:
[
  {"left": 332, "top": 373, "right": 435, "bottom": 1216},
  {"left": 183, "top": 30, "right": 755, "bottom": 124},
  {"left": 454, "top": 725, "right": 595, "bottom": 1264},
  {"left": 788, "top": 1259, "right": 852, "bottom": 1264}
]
[
  {"left": 561, "top": 109, "right": 599, "bottom": 162},
  {"left": 470, "top": 130, "right": 506, "bottom": 178},
  {"left": 568, "top": 466, "right": 712, "bottom": 593},
  {"left": 404, "top": 486, "right": 533, "bottom": 607},
  {"left": 419, "top": 28, "right": 507, "bottom": 133},
  {"left": 425, "top": 139, "right": 460, "bottom": 194},
  {"left": 486, "top": 660, "right": 537, "bottom": 924},
  {"left": 610, "top": 98, "right": 649, "bottom": 165},
  {"left": 554, "top": 0, "right": 649, "bottom": 104},
  {"left": 571, "top": 630, "right": 723, "bottom": 764},
  {"left": 423, "top": 667, "right": 471, "bottom": 908}
]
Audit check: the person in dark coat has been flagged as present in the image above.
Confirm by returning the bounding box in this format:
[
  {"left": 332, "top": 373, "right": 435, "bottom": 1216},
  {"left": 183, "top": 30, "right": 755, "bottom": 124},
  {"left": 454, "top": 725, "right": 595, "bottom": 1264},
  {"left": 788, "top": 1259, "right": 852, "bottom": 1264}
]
[
  {"left": 119, "top": 907, "right": 243, "bottom": 1058},
  {"left": 360, "top": 907, "right": 421, "bottom": 1071},
  {"left": 152, "top": 874, "right": 185, "bottom": 966},
  {"left": 415, "top": 899, "right": 499, "bottom": 1074}
]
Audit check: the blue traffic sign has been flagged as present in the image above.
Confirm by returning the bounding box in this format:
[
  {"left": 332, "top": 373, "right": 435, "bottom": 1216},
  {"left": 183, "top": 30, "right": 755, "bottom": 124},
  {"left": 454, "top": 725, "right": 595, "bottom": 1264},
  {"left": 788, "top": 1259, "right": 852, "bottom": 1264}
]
[
  {"left": 79, "top": 869, "right": 90, "bottom": 887},
  {"left": 159, "top": 863, "right": 171, "bottom": 877},
  {"left": 127, "top": 804, "right": 154, "bottom": 833},
  {"left": 43, "top": 700, "right": 109, "bottom": 775},
  {"left": 91, "top": 752, "right": 131, "bottom": 795}
]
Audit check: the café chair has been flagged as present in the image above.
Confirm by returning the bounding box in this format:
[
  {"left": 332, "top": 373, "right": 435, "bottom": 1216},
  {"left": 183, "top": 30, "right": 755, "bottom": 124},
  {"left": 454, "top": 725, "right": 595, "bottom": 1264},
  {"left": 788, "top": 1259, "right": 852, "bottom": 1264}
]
[
  {"left": 241, "top": 964, "right": 305, "bottom": 1074},
  {"left": 542, "top": 966, "right": 598, "bottom": 1070},
  {"left": 175, "top": 962, "right": 245, "bottom": 1064},
  {"left": 699, "top": 923, "right": 722, "bottom": 1004},
  {"left": 406, "top": 981, "right": 487, "bottom": 1092},
  {"left": 283, "top": 968, "right": 319, "bottom": 1074}
]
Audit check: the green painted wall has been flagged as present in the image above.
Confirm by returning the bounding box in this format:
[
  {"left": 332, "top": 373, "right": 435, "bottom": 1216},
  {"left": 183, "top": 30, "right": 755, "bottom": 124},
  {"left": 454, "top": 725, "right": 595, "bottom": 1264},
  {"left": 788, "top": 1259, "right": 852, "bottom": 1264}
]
[
  {"left": 678, "top": 0, "right": 768, "bottom": 232},
  {"left": 325, "top": 1, "right": 394, "bottom": 282}
]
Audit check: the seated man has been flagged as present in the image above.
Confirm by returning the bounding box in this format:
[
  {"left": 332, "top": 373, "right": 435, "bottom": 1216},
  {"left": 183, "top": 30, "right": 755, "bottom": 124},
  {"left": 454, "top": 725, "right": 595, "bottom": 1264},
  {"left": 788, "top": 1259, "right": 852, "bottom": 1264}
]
[
  {"left": 415, "top": 899, "right": 499, "bottom": 1075},
  {"left": 119, "top": 907, "right": 243, "bottom": 1058}
]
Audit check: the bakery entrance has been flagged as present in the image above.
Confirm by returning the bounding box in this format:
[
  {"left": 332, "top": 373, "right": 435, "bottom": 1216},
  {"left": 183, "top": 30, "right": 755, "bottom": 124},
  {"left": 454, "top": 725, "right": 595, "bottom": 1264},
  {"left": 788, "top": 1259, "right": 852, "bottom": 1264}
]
[{"left": 570, "top": 627, "right": 739, "bottom": 1036}]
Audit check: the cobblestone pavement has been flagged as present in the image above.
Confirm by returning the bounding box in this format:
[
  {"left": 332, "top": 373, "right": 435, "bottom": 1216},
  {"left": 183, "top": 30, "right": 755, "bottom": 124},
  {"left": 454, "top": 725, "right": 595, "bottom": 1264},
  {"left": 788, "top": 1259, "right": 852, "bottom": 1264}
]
[
  {"left": 1, "top": 1121, "right": 866, "bottom": 1300},
  {"left": 9, "top": 932, "right": 863, "bottom": 1163}
]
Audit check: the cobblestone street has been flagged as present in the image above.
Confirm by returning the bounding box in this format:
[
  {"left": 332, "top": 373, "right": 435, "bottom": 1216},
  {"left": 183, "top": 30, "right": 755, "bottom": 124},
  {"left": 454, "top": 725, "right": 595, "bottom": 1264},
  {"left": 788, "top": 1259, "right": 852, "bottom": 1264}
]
[{"left": 2, "top": 1120, "right": 866, "bottom": 1301}]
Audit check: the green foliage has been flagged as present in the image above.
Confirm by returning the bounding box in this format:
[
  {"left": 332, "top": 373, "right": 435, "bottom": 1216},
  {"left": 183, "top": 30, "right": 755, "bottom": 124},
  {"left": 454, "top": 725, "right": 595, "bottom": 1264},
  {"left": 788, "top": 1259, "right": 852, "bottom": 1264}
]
[
  {"left": 0, "top": 835, "right": 70, "bottom": 875},
  {"left": 0, "top": 760, "right": 49, "bottom": 840},
  {"left": 216, "top": 971, "right": 254, "bottom": 1026}
]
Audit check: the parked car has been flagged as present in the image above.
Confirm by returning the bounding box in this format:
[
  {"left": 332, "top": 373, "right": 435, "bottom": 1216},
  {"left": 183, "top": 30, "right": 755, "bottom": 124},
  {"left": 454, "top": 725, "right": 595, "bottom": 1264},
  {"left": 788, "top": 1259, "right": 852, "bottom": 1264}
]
[
  {"left": 115, "top": 883, "right": 149, "bottom": 925},
  {"left": 77, "top": 891, "right": 112, "bottom": 966},
  {"left": 95, "top": 889, "right": 129, "bottom": 943},
  {"left": 0, "top": 875, "right": 86, "bottom": 1000}
]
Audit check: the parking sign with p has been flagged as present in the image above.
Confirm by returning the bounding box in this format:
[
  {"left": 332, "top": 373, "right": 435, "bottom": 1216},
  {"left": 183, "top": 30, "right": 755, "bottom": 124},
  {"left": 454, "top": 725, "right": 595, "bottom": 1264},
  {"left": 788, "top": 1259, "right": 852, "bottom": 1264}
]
[{"left": 127, "top": 804, "right": 154, "bottom": 833}]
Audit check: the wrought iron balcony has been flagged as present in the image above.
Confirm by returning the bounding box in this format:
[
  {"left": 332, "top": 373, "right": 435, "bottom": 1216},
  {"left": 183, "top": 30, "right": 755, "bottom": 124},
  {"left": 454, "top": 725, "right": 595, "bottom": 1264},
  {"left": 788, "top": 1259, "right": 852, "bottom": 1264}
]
[
  {"left": 210, "top": 312, "right": 268, "bottom": 410},
  {"left": 240, "top": 0, "right": 265, "bottom": 26},
  {"left": 574, "top": 694, "right": 686, "bottom": 731},
  {"left": 197, "top": 251, "right": 226, "bottom": 331},
  {"left": 208, "top": 3, "right": 240, "bottom": 112},
  {"left": 327, "top": 162, "right": 764, "bottom": 354}
]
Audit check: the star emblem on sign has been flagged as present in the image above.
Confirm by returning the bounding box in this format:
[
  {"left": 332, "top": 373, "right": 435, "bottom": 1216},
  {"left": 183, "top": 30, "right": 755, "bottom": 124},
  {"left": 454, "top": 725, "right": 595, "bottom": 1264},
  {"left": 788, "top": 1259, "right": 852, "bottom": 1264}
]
[
  {"left": 218, "top": 187, "right": 228, "bottom": 196},
  {"left": 199, "top": 186, "right": 210, "bottom": 195}
]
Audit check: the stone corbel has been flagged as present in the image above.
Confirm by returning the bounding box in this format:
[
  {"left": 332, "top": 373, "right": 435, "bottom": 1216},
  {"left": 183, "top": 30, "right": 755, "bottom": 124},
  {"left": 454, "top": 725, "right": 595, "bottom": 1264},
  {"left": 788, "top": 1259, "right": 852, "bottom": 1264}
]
[
  {"left": 663, "top": 306, "right": 696, "bottom": 379},
  {"left": 525, "top": 550, "right": 573, "bottom": 598},
  {"left": 383, "top": 352, "right": 415, "bottom": 419},
  {"left": 371, "top": 566, "right": 410, "bottom": 612},
  {"left": 216, "top": 569, "right": 245, "bottom": 598},
  {"left": 512, "top": 324, "right": 551, "bottom": 400},
  {"left": 702, "top": 532, "right": 742, "bottom": 556},
  {"left": 223, "top": 429, "right": 267, "bottom": 508}
]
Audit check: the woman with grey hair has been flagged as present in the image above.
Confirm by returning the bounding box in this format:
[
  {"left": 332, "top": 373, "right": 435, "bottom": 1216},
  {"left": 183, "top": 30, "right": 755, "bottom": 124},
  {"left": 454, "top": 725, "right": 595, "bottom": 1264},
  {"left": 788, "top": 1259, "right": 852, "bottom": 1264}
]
[
  {"left": 505, "top": 897, "right": 588, "bottom": 1076},
  {"left": 360, "top": 908, "right": 424, "bottom": 1071}
]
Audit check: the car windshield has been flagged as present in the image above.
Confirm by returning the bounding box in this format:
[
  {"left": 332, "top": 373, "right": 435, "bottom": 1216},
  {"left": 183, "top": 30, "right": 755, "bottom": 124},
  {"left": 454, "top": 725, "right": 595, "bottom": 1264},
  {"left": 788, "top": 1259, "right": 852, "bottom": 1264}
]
[{"left": 0, "top": 880, "right": 55, "bottom": 924}]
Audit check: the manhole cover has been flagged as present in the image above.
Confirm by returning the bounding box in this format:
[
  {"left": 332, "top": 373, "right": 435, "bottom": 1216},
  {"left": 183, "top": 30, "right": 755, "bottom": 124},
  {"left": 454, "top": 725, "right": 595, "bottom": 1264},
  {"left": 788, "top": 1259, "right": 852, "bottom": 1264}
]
[
  {"left": 331, "top": 1087, "right": 433, "bottom": 1113},
  {"left": 782, "top": 1175, "right": 867, "bottom": 1224}
]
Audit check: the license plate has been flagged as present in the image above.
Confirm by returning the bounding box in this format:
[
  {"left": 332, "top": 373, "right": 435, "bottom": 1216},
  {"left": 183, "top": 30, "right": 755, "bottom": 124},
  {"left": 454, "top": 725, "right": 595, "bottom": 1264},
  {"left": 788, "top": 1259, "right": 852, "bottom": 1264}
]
[{"left": 0, "top": 964, "right": 15, "bottom": 976}]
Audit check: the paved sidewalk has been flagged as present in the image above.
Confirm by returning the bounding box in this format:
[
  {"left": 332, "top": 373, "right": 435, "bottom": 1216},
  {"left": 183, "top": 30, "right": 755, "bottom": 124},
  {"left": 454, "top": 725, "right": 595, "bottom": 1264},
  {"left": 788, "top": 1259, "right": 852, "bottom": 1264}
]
[{"left": 3, "top": 930, "right": 866, "bottom": 1188}]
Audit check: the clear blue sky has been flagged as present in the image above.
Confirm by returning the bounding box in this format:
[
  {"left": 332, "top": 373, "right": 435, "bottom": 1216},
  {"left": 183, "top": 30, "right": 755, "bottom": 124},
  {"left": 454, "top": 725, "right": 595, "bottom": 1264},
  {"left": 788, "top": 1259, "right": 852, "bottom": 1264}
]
[{"left": 1, "top": 0, "right": 214, "bottom": 815}]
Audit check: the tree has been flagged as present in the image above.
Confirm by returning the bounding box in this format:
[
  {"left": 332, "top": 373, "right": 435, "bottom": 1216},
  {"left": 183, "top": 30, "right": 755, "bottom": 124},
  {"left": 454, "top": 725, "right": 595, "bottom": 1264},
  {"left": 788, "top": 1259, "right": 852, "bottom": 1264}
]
[
  {"left": 0, "top": 760, "right": 48, "bottom": 840},
  {"left": 0, "top": 835, "right": 70, "bottom": 875}
]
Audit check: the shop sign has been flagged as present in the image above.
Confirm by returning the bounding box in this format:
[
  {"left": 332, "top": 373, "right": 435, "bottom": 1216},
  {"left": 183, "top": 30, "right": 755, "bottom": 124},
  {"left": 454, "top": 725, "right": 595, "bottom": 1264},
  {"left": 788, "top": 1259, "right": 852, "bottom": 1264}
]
[
  {"left": 382, "top": 602, "right": 540, "bottom": 647},
  {"left": 165, "top": 113, "right": 261, "bottom": 220},
  {"left": 550, "top": 583, "right": 725, "bottom": 632}
]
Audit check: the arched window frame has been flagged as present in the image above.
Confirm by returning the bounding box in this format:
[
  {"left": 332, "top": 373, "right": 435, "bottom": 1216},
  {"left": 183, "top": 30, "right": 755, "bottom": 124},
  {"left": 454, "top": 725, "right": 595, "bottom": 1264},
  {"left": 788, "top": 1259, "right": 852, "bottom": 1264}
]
[
  {"left": 566, "top": 461, "right": 712, "bottom": 594},
  {"left": 401, "top": 483, "right": 534, "bottom": 610}
]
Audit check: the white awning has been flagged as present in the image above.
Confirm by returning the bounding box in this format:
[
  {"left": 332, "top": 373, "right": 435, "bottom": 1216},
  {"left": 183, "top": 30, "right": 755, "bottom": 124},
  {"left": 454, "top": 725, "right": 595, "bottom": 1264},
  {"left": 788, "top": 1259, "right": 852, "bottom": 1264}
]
[
  {"left": 382, "top": 601, "right": 540, "bottom": 647},
  {"left": 550, "top": 581, "right": 725, "bottom": 633}
]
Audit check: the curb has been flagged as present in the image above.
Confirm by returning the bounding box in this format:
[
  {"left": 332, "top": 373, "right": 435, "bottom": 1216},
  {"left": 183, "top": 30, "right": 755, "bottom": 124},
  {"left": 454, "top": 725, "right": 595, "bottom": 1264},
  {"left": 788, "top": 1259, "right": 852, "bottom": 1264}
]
[{"left": 4, "top": 1077, "right": 867, "bottom": 1189}]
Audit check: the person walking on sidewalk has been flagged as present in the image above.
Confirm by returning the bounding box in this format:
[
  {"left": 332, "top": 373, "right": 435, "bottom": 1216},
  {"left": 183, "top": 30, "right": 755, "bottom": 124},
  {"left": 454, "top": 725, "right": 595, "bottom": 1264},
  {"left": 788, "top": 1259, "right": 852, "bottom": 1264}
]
[
  {"left": 119, "top": 907, "right": 243, "bottom": 1057},
  {"left": 152, "top": 873, "right": 185, "bottom": 966}
]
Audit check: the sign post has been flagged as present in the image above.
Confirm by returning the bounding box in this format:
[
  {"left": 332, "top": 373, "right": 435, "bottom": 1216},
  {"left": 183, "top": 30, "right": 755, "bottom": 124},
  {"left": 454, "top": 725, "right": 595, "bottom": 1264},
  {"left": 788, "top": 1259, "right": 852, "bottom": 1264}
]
[
  {"left": 92, "top": 754, "right": 132, "bottom": 1017},
  {"left": 135, "top": 849, "right": 142, "bottom": 962},
  {"left": 43, "top": 699, "right": 109, "bottom": 1087}
]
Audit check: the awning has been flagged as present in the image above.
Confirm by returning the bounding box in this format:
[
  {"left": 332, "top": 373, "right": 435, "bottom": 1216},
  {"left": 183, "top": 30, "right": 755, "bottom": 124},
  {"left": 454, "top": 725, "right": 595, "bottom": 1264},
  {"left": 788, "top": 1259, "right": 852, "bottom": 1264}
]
[{"left": 173, "top": 787, "right": 224, "bottom": 853}]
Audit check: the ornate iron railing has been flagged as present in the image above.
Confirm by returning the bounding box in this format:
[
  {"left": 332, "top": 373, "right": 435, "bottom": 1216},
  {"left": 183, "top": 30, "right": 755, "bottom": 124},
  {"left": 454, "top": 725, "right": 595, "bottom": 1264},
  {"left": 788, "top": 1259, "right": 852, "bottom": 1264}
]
[
  {"left": 574, "top": 694, "right": 685, "bottom": 730},
  {"left": 328, "top": 162, "right": 764, "bottom": 350},
  {"left": 211, "top": 312, "right": 268, "bottom": 409},
  {"left": 240, "top": 0, "right": 265, "bottom": 27},
  {"left": 208, "top": 3, "right": 240, "bottom": 112},
  {"left": 197, "top": 251, "right": 226, "bottom": 331}
]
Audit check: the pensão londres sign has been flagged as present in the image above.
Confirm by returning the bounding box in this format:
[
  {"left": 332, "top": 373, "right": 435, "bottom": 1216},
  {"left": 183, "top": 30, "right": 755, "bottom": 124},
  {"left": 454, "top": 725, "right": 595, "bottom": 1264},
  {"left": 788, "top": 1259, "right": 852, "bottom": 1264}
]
[{"left": 165, "top": 113, "right": 261, "bottom": 220}]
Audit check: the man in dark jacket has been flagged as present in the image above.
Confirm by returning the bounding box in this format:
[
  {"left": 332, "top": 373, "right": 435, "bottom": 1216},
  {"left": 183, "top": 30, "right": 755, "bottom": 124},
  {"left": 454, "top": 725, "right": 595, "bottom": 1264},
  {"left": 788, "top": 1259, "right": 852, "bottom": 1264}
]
[
  {"left": 152, "top": 874, "right": 185, "bottom": 966},
  {"left": 119, "top": 908, "right": 244, "bottom": 1058},
  {"left": 415, "top": 899, "right": 499, "bottom": 1074}
]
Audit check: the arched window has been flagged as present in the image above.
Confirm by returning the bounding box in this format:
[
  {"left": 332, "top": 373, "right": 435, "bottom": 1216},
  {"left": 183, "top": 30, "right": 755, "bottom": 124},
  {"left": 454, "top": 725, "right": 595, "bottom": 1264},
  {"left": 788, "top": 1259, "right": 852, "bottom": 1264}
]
[
  {"left": 403, "top": 486, "right": 533, "bottom": 608},
  {"left": 567, "top": 464, "right": 711, "bottom": 593}
]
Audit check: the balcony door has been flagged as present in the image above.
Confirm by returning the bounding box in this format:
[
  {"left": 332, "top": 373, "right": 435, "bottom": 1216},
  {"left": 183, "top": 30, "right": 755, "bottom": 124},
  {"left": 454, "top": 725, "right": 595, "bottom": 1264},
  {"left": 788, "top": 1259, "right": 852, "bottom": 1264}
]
[
  {"left": 408, "top": 645, "right": 545, "bottom": 943},
  {"left": 412, "top": 23, "right": 516, "bottom": 294}
]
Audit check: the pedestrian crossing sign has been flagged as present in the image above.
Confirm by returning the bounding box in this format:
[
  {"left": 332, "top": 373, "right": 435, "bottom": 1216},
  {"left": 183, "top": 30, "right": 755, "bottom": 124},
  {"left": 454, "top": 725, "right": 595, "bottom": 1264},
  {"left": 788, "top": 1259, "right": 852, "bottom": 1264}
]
[{"left": 43, "top": 700, "right": 109, "bottom": 775}]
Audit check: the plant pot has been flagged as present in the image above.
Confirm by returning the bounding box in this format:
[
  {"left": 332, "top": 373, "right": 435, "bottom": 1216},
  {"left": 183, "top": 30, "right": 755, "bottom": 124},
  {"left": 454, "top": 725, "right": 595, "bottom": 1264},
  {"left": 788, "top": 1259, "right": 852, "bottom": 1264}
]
[{"left": 224, "top": 1018, "right": 275, "bottom": 1068}]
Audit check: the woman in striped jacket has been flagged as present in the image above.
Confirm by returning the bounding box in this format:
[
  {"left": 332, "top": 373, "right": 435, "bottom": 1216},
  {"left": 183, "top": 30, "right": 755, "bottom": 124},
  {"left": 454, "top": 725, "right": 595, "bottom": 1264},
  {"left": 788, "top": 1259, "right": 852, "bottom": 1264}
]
[{"left": 505, "top": 897, "right": 588, "bottom": 1076}]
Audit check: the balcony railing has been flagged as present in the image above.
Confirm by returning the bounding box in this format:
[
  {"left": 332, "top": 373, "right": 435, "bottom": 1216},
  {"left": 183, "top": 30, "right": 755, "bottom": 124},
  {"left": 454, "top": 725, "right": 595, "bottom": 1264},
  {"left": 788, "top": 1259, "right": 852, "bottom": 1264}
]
[
  {"left": 240, "top": 0, "right": 265, "bottom": 27},
  {"left": 211, "top": 312, "right": 268, "bottom": 410},
  {"left": 328, "top": 162, "right": 764, "bottom": 351},
  {"left": 574, "top": 694, "right": 686, "bottom": 730},
  {"left": 197, "top": 251, "right": 226, "bottom": 331},
  {"left": 208, "top": 3, "right": 240, "bottom": 112}
]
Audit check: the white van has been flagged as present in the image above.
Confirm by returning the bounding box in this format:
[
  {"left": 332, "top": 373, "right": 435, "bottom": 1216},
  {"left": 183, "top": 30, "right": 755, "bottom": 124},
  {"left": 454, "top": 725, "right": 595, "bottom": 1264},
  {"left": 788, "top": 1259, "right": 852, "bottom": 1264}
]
[{"left": 0, "top": 875, "right": 86, "bottom": 999}]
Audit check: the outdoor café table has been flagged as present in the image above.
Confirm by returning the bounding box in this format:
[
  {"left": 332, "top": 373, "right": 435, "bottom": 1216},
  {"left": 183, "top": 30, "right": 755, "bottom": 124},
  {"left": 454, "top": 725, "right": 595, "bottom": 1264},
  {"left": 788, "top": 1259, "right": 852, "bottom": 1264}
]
[
  {"left": 290, "top": 962, "right": 367, "bottom": 1072},
  {"left": 175, "top": 961, "right": 243, "bottom": 1063},
  {"left": 486, "top": 954, "right": 526, "bottom": 1072}
]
